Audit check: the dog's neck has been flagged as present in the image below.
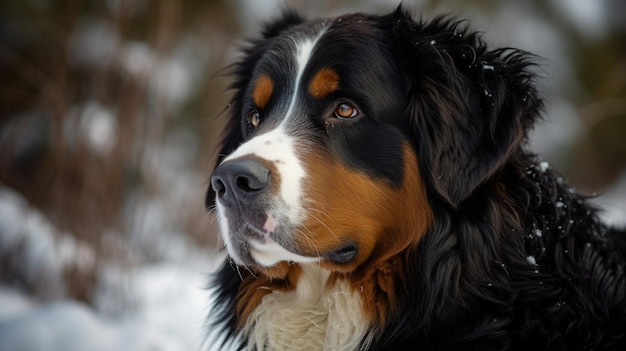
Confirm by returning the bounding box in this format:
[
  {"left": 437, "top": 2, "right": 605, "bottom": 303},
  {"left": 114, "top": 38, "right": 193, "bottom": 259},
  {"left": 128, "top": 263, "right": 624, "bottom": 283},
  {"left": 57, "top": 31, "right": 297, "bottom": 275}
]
[{"left": 241, "top": 263, "right": 370, "bottom": 351}]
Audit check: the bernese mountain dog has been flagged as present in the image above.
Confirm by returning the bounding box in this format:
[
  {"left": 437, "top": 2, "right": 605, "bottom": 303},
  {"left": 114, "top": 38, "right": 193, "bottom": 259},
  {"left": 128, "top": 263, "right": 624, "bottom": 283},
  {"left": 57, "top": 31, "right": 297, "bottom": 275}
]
[{"left": 205, "top": 7, "right": 626, "bottom": 351}]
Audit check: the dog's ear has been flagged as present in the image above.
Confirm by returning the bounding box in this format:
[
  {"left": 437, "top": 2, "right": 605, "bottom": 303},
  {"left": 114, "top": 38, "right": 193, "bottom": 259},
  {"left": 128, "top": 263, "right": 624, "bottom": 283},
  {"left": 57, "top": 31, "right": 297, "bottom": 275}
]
[
  {"left": 387, "top": 7, "right": 542, "bottom": 207},
  {"left": 206, "top": 10, "right": 304, "bottom": 209}
]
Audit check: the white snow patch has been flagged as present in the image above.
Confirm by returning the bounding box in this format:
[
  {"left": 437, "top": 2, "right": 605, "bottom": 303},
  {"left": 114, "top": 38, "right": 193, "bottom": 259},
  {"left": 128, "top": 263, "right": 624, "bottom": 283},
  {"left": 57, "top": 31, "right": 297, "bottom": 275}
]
[
  {"left": 119, "top": 41, "right": 155, "bottom": 77},
  {"left": 530, "top": 100, "right": 581, "bottom": 164},
  {"left": 0, "top": 299, "right": 125, "bottom": 351},
  {"left": 67, "top": 19, "right": 119, "bottom": 68},
  {"left": 0, "top": 285, "right": 35, "bottom": 322},
  {"left": 235, "top": 0, "right": 284, "bottom": 34},
  {"left": 149, "top": 37, "right": 211, "bottom": 109},
  {"left": 65, "top": 101, "right": 118, "bottom": 155},
  {"left": 550, "top": 0, "right": 608, "bottom": 40},
  {"left": 593, "top": 172, "right": 626, "bottom": 227},
  {"left": 0, "top": 187, "right": 95, "bottom": 298},
  {"left": 0, "top": 185, "right": 223, "bottom": 350},
  {"left": 0, "top": 257, "right": 223, "bottom": 351}
]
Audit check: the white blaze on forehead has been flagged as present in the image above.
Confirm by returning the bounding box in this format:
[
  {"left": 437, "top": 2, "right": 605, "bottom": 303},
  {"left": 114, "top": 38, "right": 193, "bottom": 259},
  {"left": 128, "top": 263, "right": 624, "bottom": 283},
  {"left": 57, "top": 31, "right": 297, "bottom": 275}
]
[
  {"left": 282, "top": 28, "right": 327, "bottom": 126},
  {"left": 223, "top": 128, "right": 305, "bottom": 223}
]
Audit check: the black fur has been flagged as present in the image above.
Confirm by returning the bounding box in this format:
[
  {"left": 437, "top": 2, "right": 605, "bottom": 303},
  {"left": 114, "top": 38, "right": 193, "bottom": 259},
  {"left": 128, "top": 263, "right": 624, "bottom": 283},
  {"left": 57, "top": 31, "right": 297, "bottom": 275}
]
[{"left": 207, "top": 7, "right": 626, "bottom": 350}]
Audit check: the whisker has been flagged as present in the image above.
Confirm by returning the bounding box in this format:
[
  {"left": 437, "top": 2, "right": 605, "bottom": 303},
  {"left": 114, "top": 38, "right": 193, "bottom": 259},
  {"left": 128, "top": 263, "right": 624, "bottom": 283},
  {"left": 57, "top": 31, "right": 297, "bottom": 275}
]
[
  {"left": 295, "top": 227, "right": 321, "bottom": 257},
  {"left": 232, "top": 260, "right": 245, "bottom": 282},
  {"left": 307, "top": 210, "right": 341, "bottom": 245},
  {"left": 243, "top": 265, "right": 258, "bottom": 278}
]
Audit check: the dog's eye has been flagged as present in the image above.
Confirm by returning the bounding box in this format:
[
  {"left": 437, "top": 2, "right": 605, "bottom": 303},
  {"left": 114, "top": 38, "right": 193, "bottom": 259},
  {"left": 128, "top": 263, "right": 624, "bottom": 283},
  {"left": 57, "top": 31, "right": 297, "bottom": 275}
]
[
  {"left": 248, "top": 109, "right": 261, "bottom": 128},
  {"left": 334, "top": 103, "right": 358, "bottom": 119}
]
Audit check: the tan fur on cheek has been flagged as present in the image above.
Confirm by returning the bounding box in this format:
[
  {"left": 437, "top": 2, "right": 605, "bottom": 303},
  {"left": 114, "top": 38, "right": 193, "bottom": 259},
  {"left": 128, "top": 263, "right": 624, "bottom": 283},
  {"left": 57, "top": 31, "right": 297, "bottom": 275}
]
[
  {"left": 300, "top": 144, "right": 433, "bottom": 326},
  {"left": 300, "top": 145, "right": 431, "bottom": 266}
]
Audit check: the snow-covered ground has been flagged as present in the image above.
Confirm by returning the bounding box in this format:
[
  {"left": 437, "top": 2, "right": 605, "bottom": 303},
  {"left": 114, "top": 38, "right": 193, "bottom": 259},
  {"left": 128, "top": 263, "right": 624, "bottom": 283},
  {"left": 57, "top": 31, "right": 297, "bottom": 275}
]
[
  {"left": 0, "top": 185, "right": 226, "bottom": 350},
  {"left": 0, "top": 264, "right": 213, "bottom": 351}
]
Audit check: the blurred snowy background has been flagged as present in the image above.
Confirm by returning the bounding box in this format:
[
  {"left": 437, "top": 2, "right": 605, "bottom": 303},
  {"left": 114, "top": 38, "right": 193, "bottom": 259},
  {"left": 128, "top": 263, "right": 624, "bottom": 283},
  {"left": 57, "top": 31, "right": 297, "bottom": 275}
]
[{"left": 0, "top": 0, "right": 625, "bottom": 350}]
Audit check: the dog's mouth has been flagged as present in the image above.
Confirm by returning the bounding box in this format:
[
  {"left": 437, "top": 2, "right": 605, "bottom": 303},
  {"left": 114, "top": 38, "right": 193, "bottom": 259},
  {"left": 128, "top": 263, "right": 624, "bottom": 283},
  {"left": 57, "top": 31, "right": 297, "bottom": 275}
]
[
  {"left": 220, "top": 206, "right": 359, "bottom": 268},
  {"left": 220, "top": 207, "right": 311, "bottom": 266}
]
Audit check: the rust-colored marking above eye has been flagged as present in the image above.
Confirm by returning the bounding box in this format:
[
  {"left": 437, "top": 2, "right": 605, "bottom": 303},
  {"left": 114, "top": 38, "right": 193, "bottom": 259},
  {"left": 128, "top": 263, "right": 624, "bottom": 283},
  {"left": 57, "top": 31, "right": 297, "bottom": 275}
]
[
  {"left": 253, "top": 74, "right": 274, "bottom": 108},
  {"left": 309, "top": 68, "right": 340, "bottom": 98}
]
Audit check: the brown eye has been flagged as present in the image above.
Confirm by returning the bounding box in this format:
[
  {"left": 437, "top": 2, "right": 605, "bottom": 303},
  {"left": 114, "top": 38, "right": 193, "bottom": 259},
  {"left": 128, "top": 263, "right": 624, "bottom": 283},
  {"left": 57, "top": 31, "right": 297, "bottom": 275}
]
[
  {"left": 334, "top": 103, "right": 358, "bottom": 119},
  {"left": 249, "top": 110, "right": 261, "bottom": 128}
]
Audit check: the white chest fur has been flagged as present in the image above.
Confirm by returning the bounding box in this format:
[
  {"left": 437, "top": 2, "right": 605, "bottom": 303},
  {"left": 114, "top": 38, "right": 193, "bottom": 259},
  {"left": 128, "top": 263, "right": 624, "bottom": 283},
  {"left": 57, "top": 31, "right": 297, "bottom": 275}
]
[{"left": 242, "top": 264, "right": 370, "bottom": 351}]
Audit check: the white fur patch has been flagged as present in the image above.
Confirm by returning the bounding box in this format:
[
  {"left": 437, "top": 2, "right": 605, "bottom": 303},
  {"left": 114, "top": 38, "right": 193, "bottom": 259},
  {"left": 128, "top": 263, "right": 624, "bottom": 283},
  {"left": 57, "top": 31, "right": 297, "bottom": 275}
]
[
  {"left": 242, "top": 264, "right": 369, "bottom": 351},
  {"left": 282, "top": 29, "right": 327, "bottom": 123},
  {"left": 223, "top": 127, "right": 305, "bottom": 225},
  {"left": 249, "top": 239, "right": 319, "bottom": 267},
  {"left": 215, "top": 200, "right": 240, "bottom": 262}
]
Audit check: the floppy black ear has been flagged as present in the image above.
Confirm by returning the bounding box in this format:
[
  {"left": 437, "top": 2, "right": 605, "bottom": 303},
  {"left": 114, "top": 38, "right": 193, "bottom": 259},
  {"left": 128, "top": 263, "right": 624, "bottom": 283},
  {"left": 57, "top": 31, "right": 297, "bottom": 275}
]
[
  {"left": 205, "top": 10, "right": 304, "bottom": 209},
  {"left": 388, "top": 8, "right": 543, "bottom": 207}
]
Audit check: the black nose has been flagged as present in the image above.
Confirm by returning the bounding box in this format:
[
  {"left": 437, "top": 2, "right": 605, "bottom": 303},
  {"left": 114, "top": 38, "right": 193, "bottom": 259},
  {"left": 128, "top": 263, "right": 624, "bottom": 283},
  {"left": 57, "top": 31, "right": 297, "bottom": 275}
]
[{"left": 211, "top": 159, "right": 270, "bottom": 207}]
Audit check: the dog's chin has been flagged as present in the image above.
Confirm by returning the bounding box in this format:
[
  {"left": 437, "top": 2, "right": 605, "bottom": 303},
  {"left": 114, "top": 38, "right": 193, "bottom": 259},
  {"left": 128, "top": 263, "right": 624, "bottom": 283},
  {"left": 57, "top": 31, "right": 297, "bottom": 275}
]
[{"left": 248, "top": 238, "right": 321, "bottom": 267}]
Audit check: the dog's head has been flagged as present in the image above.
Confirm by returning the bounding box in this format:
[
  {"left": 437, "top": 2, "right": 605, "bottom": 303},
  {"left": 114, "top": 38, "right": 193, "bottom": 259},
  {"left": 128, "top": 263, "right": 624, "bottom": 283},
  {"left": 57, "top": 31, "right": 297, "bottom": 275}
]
[{"left": 207, "top": 7, "right": 541, "bottom": 277}]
